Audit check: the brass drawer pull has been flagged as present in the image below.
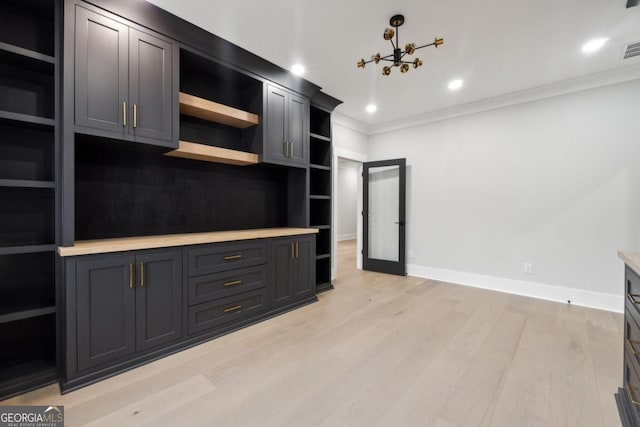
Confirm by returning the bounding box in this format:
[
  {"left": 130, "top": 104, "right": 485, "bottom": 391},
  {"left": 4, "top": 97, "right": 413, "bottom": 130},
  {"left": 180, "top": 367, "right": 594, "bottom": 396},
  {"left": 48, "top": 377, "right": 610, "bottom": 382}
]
[
  {"left": 133, "top": 104, "right": 138, "bottom": 128},
  {"left": 290, "top": 142, "right": 294, "bottom": 158},
  {"left": 284, "top": 141, "right": 288, "bottom": 157},
  {"left": 224, "top": 280, "right": 243, "bottom": 287},
  {"left": 296, "top": 242, "right": 299, "bottom": 258},
  {"left": 224, "top": 254, "right": 243, "bottom": 260},
  {"left": 627, "top": 385, "right": 640, "bottom": 406},
  {"left": 628, "top": 339, "right": 640, "bottom": 355},
  {"left": 629, "top": 293, "right": 640, "bottom": 304},
  {"left": 123, "top": 101, "right": 127, "bottom": 127},
  {"left": 129, "top": 263, "right": 133, "bottom": 289},
  {"left": 140, "top": 262, "right": 144, "bottom": 287},
  {"left": 224, "top": 305, "right": 242, "bottom": 313},
  {"left": 291, "top": 243, "right": 294, "bottom": 259}
]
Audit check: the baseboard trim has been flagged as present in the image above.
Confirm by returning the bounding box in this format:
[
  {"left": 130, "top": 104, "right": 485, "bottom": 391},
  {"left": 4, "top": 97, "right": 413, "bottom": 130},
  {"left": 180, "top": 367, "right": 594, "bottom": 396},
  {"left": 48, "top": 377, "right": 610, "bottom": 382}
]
[
  {"left": 407, "top": 264, "right": 623, "bottom": 313},
  {"left": 337, "top": 234, "right": 356, "bottom": 242}
]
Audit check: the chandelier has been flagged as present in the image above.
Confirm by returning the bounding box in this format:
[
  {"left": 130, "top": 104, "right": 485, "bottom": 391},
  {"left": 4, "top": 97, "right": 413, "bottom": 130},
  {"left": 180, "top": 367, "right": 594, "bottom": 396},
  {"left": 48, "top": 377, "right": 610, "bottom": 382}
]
[{"left": 357, "top": 14, "right": 443, "bottom": 76}]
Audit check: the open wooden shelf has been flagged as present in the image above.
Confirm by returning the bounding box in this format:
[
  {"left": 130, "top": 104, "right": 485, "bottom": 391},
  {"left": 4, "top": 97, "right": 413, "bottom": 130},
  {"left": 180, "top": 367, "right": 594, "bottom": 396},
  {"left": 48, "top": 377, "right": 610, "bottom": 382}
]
[
  {"left": 179, "top": 92, "right": 259, "bottom": 129},
  {"left": 165, "top": 140, "right": 258, "bottom": 166}
]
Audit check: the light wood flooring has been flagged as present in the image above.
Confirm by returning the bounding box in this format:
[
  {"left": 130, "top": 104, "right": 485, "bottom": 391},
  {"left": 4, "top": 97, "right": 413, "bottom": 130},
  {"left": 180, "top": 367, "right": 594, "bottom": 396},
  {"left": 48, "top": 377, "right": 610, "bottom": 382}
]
[{"left": 2, "top": 240, "right": 624, "bottom": 426}]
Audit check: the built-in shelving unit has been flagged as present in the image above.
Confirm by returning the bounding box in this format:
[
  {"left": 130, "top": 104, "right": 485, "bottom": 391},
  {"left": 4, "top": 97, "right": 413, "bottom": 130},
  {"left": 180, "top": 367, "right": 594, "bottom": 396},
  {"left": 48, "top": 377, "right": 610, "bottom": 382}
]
[
  {"left": 308, "top": 104, "right": 334, "bottom": 292},
  {"left": 0, "top": 0, "right": 58, "bottom": 399}
]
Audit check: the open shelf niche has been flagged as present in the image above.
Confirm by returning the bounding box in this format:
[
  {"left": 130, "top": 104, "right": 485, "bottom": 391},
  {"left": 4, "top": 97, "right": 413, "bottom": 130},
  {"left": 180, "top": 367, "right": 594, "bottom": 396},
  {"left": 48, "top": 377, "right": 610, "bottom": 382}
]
[
  {"left": 167, "top": 49, "right": 262, "bottom": 165},
  {"left": 0, "top": 0, "right": 58, "bottom": 399},
  {"left": 309, "top": 103, "right": 334, "bottom": 293}
]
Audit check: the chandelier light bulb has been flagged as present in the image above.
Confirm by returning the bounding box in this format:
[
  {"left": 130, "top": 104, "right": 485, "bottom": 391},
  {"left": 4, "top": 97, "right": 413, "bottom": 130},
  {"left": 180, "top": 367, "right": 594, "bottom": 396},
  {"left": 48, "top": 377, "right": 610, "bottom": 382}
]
[
  {"left": 382, "top": 66, "right": 391, "bottom": 76},
  {"left": 383, "top": 28, "right": 395, "bottom": 41},
  {"left": 405, "top": 43, "right": 416, "bottom": 55},
  {"left": 400, "top": 64, "right": 409, "bottom": 73},
  {"left": 413, "top": 58, "right": 423, "bottom": 68},
  {"left": 357, "top": 59, "right": 366, "bottom": 68}
]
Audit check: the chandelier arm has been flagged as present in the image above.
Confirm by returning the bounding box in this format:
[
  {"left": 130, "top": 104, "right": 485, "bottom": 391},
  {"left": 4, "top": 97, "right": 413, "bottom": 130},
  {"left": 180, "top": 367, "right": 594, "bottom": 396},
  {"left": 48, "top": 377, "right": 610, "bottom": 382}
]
[
  {"left": 381, "top": 58, "right": 396, "bottom": 63},
  {"left": 379, "top": 52, "right": 395, "bottom": 60},
  {"left": 414, "top": 42, "right": 436, "bottom": 50}
]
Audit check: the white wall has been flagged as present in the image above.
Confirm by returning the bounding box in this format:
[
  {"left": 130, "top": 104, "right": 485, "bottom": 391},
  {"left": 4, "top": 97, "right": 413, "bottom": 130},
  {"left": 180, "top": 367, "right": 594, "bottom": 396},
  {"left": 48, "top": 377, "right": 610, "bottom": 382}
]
[
  {"left": 367, "top": 79, "right": 640, "bottom": 311},
  {"left": 337, "top": 161, "right": 359, "bottom": 241}
]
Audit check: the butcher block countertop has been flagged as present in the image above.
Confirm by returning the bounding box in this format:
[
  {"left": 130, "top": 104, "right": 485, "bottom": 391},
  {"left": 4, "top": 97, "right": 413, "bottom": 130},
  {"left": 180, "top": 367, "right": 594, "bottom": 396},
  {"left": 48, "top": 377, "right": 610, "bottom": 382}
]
[
  {"left": 58, "top": 228, "right": 318, "bottom": 257},
  {"left": 619, "top": 251, "right": 640, "bottom": 276}
]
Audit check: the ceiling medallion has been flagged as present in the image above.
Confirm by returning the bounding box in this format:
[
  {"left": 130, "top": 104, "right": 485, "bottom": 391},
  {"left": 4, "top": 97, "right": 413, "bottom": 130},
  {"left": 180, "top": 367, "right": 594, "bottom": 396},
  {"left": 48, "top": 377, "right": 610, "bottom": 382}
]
[{"left": 357, "top": 14, "right": 443, "bottom": 76}]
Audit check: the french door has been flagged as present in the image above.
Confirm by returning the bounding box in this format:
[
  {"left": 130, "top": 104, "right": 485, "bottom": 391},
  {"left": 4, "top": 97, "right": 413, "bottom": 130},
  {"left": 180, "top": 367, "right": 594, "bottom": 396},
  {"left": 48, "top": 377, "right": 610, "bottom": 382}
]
[{"left": 362, "top": 158, "right": 406, "bottom": 276}]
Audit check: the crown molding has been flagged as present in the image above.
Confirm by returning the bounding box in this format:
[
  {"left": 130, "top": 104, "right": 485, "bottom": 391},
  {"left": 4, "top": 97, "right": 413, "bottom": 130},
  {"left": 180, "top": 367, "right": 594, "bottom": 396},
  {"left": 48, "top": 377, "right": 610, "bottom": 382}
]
[
  {"left": 331, "top": 112, "right": 371, "bottom": 135},
  {"left": 348, "top": 63, "right": 640, "bottom": 135}
]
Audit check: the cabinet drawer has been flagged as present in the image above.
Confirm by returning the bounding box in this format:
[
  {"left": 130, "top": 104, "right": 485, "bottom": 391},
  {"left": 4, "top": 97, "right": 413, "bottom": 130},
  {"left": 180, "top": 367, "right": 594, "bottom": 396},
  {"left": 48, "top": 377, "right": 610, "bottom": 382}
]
[
  {"left": 624, "top": 352, "right": 640, "bottom": 426},
  {"left": 188, "top": 289, "right": 266, "bottom": 335},
  {"left": 188, "top": 265, "right": 266, "bottom": 305},
  {"left": 626, "top": 267, "right": 640, "bottom": 325},
  {"left": 626, "top": 311, "right": 640, "bottom": 370},
  {"left": 188, "top": 241, "right": 267, "bottom": 277}
]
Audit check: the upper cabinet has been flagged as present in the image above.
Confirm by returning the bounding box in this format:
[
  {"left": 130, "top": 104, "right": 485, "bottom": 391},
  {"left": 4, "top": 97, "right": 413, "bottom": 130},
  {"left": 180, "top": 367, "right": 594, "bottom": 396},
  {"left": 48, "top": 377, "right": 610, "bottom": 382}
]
[
  {"left": 74, "top": 6, "right": 176, "bottom": 148},
  {"left": 264, "top": 84, "right": 309, "bottom": 168}
]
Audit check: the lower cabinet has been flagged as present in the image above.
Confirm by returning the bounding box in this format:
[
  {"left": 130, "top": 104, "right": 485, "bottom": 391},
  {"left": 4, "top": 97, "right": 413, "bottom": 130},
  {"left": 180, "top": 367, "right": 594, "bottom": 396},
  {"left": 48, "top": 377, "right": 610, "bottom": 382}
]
[
  {"left": 75, "top": 249, "right": 182, "bottom": 372},
  {"left": 269, "top": 235, "right": 315, "bottom": 309},
  {"left": 64, "top": 233, "right": 317, "bottom": 390}
]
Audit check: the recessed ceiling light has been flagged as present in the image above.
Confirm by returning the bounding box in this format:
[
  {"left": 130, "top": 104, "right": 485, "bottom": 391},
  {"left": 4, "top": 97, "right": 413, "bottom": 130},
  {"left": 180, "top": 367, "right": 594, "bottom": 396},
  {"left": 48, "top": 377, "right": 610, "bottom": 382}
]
[
  {"left": 291, "top": 64, "right": 305, "bottom": 76},
  {"left": 366, "top": 104, "right": 377, "bottom": 113},
  {"left": 448, "top": 79, "right": 464, "bottom": 90},
  {"left": 582, "top": 38, "right": 608, "bottom": 54}
]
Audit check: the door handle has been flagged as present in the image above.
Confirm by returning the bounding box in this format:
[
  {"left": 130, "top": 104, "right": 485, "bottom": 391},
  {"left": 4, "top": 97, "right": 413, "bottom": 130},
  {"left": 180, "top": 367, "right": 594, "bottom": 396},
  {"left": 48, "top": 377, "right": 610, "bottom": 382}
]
[
  {"left": 284, "top": 141, "right": 288, "bottom": 157},
  {"left": 123, "top": 101, "right": 127, "bottom": 127},
  {"left": 296, "top": 242, "right": 299, "bottom": 258},
  {"left": 394, "top": 221, "right": 406, "bottom": 226},
  {"left": 291, "top": 242, "right": 295, "bottom": 259},
  {"left": 129, "top": 263, "right": 133, "bottom": 289},
  {"left": 290, "top": 142, "right": 294, "bottom": 158}
]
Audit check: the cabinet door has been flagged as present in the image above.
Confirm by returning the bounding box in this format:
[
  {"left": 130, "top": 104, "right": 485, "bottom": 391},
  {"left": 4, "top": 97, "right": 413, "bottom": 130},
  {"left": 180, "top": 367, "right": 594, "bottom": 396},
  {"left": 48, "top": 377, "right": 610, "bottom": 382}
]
[
  {"left": 129, "top": 28, "right": 174, "bottom": 145},
  {"left": 269, "top": 238, "right": 294, "bottom": 308},
  {"left": 288, "top": 94, "right": 309, "bottom": 167},
  {"left": 293, "top": 236, "right": 315, "bottom": 300},
  {"left": 76, "top": 255, "right": 136, "bottom": 371},
  {"left": 135, "top": 250, "right": 182, "bottom": 352},
  {"left": 265, "top": 85, "right": 288, "bottom": 164},
  {"left": 75, "top": 6, "right": 128, "bottom": 136}
]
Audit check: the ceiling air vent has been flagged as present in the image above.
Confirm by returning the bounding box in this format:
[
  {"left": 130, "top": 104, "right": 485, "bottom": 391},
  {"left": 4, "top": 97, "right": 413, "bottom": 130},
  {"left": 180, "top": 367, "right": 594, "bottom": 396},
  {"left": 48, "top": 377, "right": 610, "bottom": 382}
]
[{"left": 623, "top": 41, "right": 640, "bottom": 60}]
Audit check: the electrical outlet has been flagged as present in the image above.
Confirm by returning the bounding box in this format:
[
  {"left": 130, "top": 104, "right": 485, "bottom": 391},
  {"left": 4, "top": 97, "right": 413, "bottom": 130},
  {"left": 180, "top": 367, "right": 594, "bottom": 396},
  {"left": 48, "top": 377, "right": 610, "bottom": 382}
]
[
  {"left": 408, "top": 249, "right": 414, "bottom": 258},
  {"left": 523, "top": 263, "right": 532, "bottom": 274}
]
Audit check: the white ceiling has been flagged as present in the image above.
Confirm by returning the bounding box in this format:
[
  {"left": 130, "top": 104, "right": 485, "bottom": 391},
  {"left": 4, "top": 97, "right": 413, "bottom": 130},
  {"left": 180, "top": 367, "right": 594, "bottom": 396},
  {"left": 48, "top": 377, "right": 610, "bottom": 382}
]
[{"left": 148, "top": 0, "right": 640, "bottom": 127}]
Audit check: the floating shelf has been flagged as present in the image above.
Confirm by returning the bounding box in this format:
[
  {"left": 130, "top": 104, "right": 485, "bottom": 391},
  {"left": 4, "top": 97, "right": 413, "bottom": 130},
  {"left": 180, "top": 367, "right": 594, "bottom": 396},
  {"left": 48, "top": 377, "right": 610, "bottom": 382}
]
[
  {"left": 165, "top": 140, "right": 259, "bottom": 166},
  {"left": 309, "top": 195, "right": 330, "bottom": 200},
  {"left": 179, "top": 92, "right": 259, "bottom": 129}
]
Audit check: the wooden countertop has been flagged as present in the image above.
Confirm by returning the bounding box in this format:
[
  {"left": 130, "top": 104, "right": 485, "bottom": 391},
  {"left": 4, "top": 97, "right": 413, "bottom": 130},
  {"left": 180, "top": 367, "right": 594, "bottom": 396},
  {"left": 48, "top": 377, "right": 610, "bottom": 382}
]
[
  {"left": 58, "top": 228, "right": 319, "bottom": 257},
  {"left": 619, "top": 251, "right": 640, "bottom": 276}
]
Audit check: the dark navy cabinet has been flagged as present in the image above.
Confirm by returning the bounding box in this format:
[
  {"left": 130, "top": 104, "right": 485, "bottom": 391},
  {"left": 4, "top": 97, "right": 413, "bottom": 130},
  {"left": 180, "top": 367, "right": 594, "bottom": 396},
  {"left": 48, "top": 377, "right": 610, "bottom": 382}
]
[
  {"left": 74, "top": 250, "right": 182, "bottom": 372},
  {"left": 74, "top": 5, "right": 175, "bottom": 147},
  {"left": 269, "top": 235, "right": 315, "bottom": 309},
  {"left": 265, "top": 84, "right": 309, "bottom": 167}
]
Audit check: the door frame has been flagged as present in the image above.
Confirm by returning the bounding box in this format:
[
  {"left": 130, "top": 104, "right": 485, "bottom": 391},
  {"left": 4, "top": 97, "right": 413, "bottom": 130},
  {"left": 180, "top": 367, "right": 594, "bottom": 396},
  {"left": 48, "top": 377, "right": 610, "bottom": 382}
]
[{"left": 362, "top": 158, "right": 406, "bottom": 276}]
